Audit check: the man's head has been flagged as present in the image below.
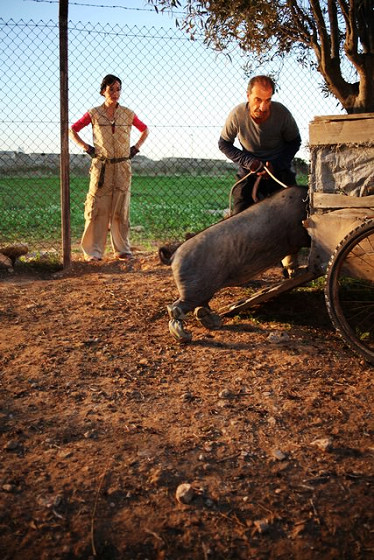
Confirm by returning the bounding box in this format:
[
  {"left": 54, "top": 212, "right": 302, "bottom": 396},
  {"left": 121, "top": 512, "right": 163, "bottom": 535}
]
[{"left": 247, "top": 75, "right": 275, "bottom": 123}]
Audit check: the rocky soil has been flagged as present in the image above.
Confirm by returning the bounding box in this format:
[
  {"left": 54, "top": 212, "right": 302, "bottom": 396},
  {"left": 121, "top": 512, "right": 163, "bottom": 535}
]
[{"left": 0, "top": 251, "right": 373, "bottom": 559}]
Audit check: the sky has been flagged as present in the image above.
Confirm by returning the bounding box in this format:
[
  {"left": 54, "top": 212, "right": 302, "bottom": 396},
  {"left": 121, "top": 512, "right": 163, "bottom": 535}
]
[
  {"left": 1, "top": 0, "right": 345, "bottom": 160},
  {"left": 2, "top": 0, "right": 179, "bottom": 28}
]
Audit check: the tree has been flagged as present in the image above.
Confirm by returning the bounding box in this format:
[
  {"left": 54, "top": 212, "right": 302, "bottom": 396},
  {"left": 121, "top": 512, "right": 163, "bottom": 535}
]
[{"left": 149, "top": 1, "right": 374, "bottom": 114}]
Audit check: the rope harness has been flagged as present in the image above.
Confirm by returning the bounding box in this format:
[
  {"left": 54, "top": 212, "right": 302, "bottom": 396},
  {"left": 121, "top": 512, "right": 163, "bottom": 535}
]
[{"left": 228, "top": 166, "right": 291, "bottom": 216}]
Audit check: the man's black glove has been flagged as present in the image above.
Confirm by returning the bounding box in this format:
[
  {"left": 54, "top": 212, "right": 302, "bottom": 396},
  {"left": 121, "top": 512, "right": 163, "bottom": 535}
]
[
  {"left": 130, "top": 145, "right": 139, "bottom": 159},
  {"left": 85, "top": 145, "right": 95, "bottom": 158}
]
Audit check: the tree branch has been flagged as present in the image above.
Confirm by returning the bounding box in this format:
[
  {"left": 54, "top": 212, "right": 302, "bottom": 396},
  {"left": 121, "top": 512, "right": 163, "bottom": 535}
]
[
  {"left": 148, "top": 0, "right": 374, "bottom": 112},
  {"left": 328, "top": 0, "right": 340, "bottom": 60}
]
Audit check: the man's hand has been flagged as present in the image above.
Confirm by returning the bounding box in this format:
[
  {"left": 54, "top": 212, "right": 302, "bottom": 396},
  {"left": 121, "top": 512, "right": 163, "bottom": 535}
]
[
  {"left": 249, "top": 158, "right": 264, "bottom": 173},
  {"left": 130, "top": 146, "right": 139, "bottom": 159},
  {"left": 85, "top": 145, "right": 95, "bottom": 158},
  {"left": 261, "top": 161, "right": 275, "bottom": 180},
  {"left": 265, "top": 161, "right": 275, "bottom": 174}
]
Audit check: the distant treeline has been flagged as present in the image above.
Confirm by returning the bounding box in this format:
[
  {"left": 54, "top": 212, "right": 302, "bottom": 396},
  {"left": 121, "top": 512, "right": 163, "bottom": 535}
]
[{"left": 0, "top": 151, "right": 309, "bottom": 177}]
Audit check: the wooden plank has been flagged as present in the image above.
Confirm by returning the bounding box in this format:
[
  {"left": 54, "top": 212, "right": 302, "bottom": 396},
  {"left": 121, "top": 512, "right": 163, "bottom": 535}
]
[
  {"left": 309, "top": 113, "right": 374, "bottom": 145},
  {"left": 312, "top": 113, "right": 374, "bottom": 122},
  {"left": 219, "top": 269, "right": 319, "bottom": 317},
  {"left": 311, "top": 193, "right": 374, "bottom": 210}
]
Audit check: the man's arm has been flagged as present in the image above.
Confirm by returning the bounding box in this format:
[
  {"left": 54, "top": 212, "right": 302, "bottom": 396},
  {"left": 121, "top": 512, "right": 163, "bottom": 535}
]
[
  {"left": 218, "top": 137, "right": 263, "bottom": 172},
  {"left": 270, "top": 134, "right": 301, "bottom": 172}
]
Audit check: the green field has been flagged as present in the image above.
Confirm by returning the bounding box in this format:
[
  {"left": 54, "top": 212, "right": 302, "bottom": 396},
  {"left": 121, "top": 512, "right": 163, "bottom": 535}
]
[{"left": 0, "top": 173, "right": 308, "bottom": 252}]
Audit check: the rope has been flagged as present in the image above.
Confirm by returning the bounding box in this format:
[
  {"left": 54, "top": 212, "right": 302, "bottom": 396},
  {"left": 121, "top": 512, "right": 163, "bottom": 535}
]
[
  {"left": 263, "top": 166, "right": 290, "bottom": 189},
  {"left": 228, "top": 165, "right": 291, "bottom": 216}
]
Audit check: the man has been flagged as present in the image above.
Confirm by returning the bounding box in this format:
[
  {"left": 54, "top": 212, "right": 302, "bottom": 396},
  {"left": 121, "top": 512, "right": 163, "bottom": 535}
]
[
  {"left": 219, "top": 75, "right": 301, "bottom": 214},
  {"left": 218, "top": 75, "right": 303, "bottom": 277}
]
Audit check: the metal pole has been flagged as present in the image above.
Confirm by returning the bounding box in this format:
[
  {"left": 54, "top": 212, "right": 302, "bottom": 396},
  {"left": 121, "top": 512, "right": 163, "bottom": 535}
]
[{"left": 59, "top": 0, "right": 71, "bottom": 268}]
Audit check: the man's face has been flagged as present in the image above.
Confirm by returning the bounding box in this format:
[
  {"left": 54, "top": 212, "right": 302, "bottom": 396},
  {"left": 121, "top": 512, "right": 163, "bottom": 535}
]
[{"left": 247, "top": 84, "right": 273, "bottom": 123}]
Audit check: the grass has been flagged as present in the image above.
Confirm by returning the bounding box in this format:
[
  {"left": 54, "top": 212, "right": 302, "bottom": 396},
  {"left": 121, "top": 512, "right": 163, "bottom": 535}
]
[{"left": 0, "top": 173, "right": 308, "bottom": 252}]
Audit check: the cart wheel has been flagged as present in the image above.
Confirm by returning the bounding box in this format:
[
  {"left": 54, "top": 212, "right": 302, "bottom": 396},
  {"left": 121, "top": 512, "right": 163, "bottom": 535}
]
[{"left": 325, "top": 219, "right": 374, "bottom": 365}]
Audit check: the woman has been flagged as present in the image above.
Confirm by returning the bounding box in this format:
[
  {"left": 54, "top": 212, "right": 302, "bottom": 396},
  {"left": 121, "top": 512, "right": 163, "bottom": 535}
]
[{"left": 69, "top": 74, "right": 149, "bottom": 262}]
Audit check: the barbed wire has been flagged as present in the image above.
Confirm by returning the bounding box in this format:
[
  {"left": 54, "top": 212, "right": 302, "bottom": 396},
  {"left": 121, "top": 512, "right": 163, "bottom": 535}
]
[
  {"left": 29, "top": 0, "right": 184, "bottom": 14},
  {"left": 0, "top": 17, "right": 205, "bottom": 40}
]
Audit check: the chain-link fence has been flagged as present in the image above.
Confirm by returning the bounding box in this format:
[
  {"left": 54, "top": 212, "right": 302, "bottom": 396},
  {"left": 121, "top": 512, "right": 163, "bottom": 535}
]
[{"left": 0, "top": 18, "right": 344, "bottom": 261}]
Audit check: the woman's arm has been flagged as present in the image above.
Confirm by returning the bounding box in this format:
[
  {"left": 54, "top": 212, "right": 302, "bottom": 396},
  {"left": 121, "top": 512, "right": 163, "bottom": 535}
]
[
  {"left": 131, "top": 115, "right": 149, "bottom": 156},
  {"left": 134, "top": 126, "right": 149, "bottom": 151},
  {"left": 69, "top": 112, "right": 93, "bottom": 153}
]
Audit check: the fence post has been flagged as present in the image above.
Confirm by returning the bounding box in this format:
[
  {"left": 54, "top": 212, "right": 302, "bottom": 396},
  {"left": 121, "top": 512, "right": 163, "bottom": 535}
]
[{"left": 59, "top": 0, "right": 71, "bottom": 268}]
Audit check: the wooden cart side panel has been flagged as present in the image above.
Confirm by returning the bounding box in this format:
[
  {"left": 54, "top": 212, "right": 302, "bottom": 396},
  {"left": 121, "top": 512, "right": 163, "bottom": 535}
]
[
  {"left": 310, "top": 192, "right": 374, "bottom": 210},
  {"left": 309, "top": 145, "right": 374, "bottom": 198},
  {"left": 309, "top": 113, "right": 374, "bottom": 199},
  {"left": 309, "top": 113, "right": 374, "bottom": 145},
  {"left": 304, "top": 209, "right": 374, "bottom": 274}
]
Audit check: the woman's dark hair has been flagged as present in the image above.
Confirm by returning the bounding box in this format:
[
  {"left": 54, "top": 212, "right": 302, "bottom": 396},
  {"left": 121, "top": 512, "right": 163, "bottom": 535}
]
[{"left": 100, "top": 74, "right": 122, "bottom": 95}]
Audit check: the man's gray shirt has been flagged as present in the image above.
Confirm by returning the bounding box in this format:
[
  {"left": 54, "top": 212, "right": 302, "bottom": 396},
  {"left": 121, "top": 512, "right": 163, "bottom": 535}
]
[{"left": 219, "top": 101, "right": 301, "bottom": 171}]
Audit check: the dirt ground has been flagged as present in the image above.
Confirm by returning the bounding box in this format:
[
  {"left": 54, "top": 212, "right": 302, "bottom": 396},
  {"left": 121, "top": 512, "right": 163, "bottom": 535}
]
[{"left": 0, "top": 250, "right": 373, "bottom": 560}]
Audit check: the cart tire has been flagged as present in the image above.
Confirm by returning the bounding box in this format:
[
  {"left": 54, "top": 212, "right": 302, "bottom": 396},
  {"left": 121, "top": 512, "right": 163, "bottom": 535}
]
[{"left": 325, "top": 219, "right": 374, "bottom": 365}]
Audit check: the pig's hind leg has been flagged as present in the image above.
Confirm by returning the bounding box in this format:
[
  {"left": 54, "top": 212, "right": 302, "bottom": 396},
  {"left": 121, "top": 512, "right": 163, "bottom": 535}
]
[
  {"left": 194, "top": 306, "right": 222, "bottom": 330},
  {"left": 167, "top": 299, "right": 222, "bottom": 343},
  {"left": 167, "top": 300, "right": 193, "bottom": 343}
]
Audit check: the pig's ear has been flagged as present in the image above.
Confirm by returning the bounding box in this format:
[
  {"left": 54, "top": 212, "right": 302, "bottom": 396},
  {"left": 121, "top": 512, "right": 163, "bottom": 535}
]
[{"left": 184, "top": 232, "right": 196, "bottom": 240}]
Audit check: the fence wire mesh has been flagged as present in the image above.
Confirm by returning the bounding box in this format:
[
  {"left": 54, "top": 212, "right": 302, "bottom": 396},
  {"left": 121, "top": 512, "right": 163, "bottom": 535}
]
[{"left": 0, "top": 18, "right": 344, "bottom": 262}]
